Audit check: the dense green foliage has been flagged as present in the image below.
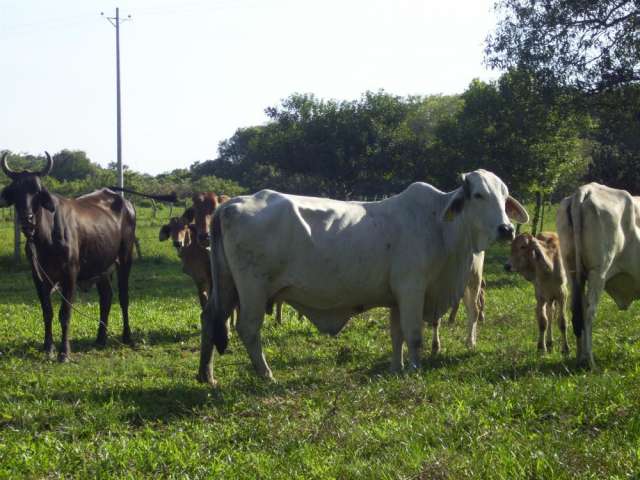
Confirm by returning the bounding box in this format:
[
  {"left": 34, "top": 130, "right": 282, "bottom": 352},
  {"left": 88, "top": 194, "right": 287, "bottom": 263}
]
[
  {"left": 486, "top": 0, "right": 640, "bottom": 92},
  {"left": 190, "top": 82, "right": 590, "bottom": 202},
  {"left": 0, "top": 209, "right": 639, "bottom": 478}
]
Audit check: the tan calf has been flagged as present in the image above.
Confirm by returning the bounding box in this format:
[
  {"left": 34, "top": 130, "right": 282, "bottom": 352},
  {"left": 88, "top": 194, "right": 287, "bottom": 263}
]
[{"left": 505, "top": 232, "right": 569, "bottom": 354}]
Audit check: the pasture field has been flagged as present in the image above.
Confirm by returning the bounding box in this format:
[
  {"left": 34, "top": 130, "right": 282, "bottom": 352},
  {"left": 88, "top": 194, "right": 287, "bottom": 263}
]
[{"left": 0, "top": 206, "right": 639, "bottom": 479}]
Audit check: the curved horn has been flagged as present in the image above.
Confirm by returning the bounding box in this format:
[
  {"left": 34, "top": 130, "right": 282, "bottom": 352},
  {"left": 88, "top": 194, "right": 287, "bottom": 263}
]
[
  {"left": 1, "top": 152, "right": 17, "bottom": 179},
  {"left": 39, "top": 151, "right": 54, "bottom": 177}
]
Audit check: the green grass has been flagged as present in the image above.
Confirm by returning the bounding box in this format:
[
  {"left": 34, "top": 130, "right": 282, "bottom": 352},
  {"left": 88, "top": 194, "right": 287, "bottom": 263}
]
[{"left": 0, "top": 207, "right": 639, "bottom": 479}]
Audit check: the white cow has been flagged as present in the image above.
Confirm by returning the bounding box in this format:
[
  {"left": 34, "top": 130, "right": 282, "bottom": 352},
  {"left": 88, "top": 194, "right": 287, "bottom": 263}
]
[
  {"left": 198, "top": 170, "right": 529, "bottom": 385},
  {"left": 557, "top": 182, "right": 640, "bottom": 368}
]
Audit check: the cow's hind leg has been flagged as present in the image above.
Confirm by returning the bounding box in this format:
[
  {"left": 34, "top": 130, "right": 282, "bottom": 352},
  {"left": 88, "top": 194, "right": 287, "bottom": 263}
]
[
  {"left": 396, "top": 289, "right": 425, "bottom": 370},
  {"left": 117, "top": 253, "right": 133, "bottom": 345},
  {"left": 464, "top": 286, "right": 480, "bottom": 349},
  {"left": 236, "top": 288, "right": 273, "bottom": 380},
  {"left": 447, "top": 301, "right": 460, "bottom": 325},
  {"left": 581, "top": 272, "right": 604, "bottom": 369},
  {"left": 389, "top": 307, "right": 403, "bottom": 372},
  {"left": 431, "top": 316, "right": 441, "bottom": 355},
  {"left": 57, "top": 276, "right": 76, "bottom": 362},
  {"left": 545, "top": 302, "right": 554, "bottom": 351},
  {"left": 536, "top": 299, "right": 549, "bottom": 353},
  {"left": 557, "top": 295, "right": 570, "bottom": 355},
  {"left": 95, "top": 275, "right": 113, "bottom": 347}
]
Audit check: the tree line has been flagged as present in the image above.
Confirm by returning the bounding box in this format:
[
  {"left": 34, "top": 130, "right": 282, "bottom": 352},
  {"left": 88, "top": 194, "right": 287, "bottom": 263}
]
[{"left": 2, "top": 0, "right": 639, "bottom": 233}]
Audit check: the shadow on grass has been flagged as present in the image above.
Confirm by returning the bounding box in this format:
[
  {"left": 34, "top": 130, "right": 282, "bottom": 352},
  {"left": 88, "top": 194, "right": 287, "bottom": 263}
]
[
  {"left": 482, "top": 356, "right": 580, "bottom": 383},
  {"left": 0, "top": 327, "right": 201, "bottom": 361},
  {"left": 350, "top": 349, "right": 479, "bottom": 382}
]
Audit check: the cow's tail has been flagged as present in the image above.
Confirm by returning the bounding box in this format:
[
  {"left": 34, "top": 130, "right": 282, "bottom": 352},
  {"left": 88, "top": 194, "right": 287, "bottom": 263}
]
[
  {"left": 107, "top": 186, "right": 178, "bottom": 204},
  {"left": 569, "top": 189, "right": 587, "bottom": 338},
  {"left": 203, "top": 207, "right": 238, "bottom": 354}
]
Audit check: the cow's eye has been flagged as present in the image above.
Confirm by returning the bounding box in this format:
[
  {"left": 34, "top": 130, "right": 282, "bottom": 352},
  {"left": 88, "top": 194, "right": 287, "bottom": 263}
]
[{"left": 473, "top": 193, "right": 483, "bottom": 200}]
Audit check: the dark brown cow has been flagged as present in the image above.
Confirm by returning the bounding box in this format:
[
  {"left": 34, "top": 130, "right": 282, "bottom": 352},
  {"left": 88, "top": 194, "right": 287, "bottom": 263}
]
[
  {"left": 0, "top": 152, "right": 174, "bottom": 361},
  {"left": 191, "top": 192, "right": 230, "bottom": 246},
  {"left": 0, "top": 152, "right": 138, "bottom": 361}
]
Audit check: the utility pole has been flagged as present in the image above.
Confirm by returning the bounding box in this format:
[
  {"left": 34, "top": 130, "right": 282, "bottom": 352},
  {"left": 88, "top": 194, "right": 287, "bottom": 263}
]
[{"left": 102, "top": 8, "right": 131, "bottom": 197}]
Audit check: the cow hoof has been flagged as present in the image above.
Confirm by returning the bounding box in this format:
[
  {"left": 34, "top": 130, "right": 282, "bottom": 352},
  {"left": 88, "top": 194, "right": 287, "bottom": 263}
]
[
  {"left": 576, "top": 356, "right": 595, "bottom": 370},
  {"left": 406, "top": 362, "right": 421, "bottom": 373},
  {"left": 95, "top": 338, "right": 107, "bottom": 348},
  {"left": 196, "top": 371, "right": 218, "bottom": 387},
  {"left": 561, "top": 346, "right": 570, "bottom": 356},
  {"left": 389, "top": 363, "right": 404, "bottom": 374},
  {"left": 44, "top": 345, "right": 55, "bottom": 359},
  {"left": 57, "top": 352, "right": 70, "bottom": 363}
]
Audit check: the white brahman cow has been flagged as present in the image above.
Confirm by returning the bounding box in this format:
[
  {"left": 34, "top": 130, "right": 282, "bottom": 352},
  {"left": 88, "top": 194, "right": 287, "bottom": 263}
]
[
  {"left": 557, "top": 182, "right": 640, "bottom": 368},
  {"left": 198, "top": 169, "right": 528, "bottom": 385}
]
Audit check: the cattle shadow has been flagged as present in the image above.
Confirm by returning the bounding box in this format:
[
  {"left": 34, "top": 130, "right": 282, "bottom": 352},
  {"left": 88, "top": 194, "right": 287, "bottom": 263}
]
[
  {"left": 0, "top": 327, "right": 200, "bottom": 361},
  {"left": 481, "top": 356, "right": 579, "bottom": 384},
  {"left": 49, "top": 384, "right": 221, "bottom": 424},
  {"left": 350, "top": 349, "right": 478, "bottom": 382}
]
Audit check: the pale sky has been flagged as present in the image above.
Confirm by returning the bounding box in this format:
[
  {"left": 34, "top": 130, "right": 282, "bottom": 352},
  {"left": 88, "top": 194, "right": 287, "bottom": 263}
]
[{"left": 1, "top": 0, "right": 500, "bottom": 175}]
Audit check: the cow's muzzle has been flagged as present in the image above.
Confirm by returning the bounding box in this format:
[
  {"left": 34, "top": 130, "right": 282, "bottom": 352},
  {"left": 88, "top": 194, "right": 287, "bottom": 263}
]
[
  {"left": 504, "top": 261, "right": 512, "bottom": 272},
  {"left": 497, "top": 224, "right": 514, "bottom": 242}
]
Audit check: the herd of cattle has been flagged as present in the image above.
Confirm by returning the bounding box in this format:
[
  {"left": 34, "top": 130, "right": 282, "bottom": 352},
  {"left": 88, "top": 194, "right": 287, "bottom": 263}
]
[{"left": 1, "top": 153, "right": 638, "bottom": 386}]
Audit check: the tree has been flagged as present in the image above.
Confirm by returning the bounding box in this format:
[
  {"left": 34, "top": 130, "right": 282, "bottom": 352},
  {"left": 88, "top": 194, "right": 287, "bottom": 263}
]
[
  {"left": 586, "top": 84, "right": 640, "bottom": 193},
  {"left": 50, "top": 150, "right": 98, "bottom": 181},
  {"left": 435, "top": 71, "right": 590, "bottom": 232},
  {"left": 486, "top": 0, "right": 640, "bottom": 92}
]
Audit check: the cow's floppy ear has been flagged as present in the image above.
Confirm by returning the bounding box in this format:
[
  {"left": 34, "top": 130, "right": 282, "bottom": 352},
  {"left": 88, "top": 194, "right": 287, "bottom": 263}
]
[
  {"left": 442, "top": 174, "right": 469, "bottom": 221},
  {"left": 37, "top": 189, "right": 56, "bottom": 212},
  {"left": 159, "top": 225, "right": 171, "bottom": 241},
  {"left": 442, "top": 188, "right": 465, "bottom": 222},
  {"left": 506, "top": 196, "right": 529, "bottom": 224},
  {"left": 182, "top": 207, "right": 195, "bottom": 223}
]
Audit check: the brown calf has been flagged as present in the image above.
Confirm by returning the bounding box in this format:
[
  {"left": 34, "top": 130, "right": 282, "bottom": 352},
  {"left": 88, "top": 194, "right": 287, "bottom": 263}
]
[
  {"left": 505, "top": 232, "right": 569, "bottom": 354},
  {"left": 191, "top": 192, "right": 230, "bottom": 246},
  {"left": 159, "top": 215, "right": 211, "bottom": 309}
]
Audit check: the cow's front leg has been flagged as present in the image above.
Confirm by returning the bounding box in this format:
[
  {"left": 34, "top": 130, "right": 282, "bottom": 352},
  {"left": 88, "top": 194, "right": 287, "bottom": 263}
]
[
  {"left": 397, "top": 290, "right": 425, "bottom": 370},
  {"left": 35, "top": 279, "right": 55, "bottom": 358},
  {"left": 58, "top": 277, "right": 76, "bottom": 362},
  {"left": 389, "top": 307, "right": 403, "bottom": 372}
]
